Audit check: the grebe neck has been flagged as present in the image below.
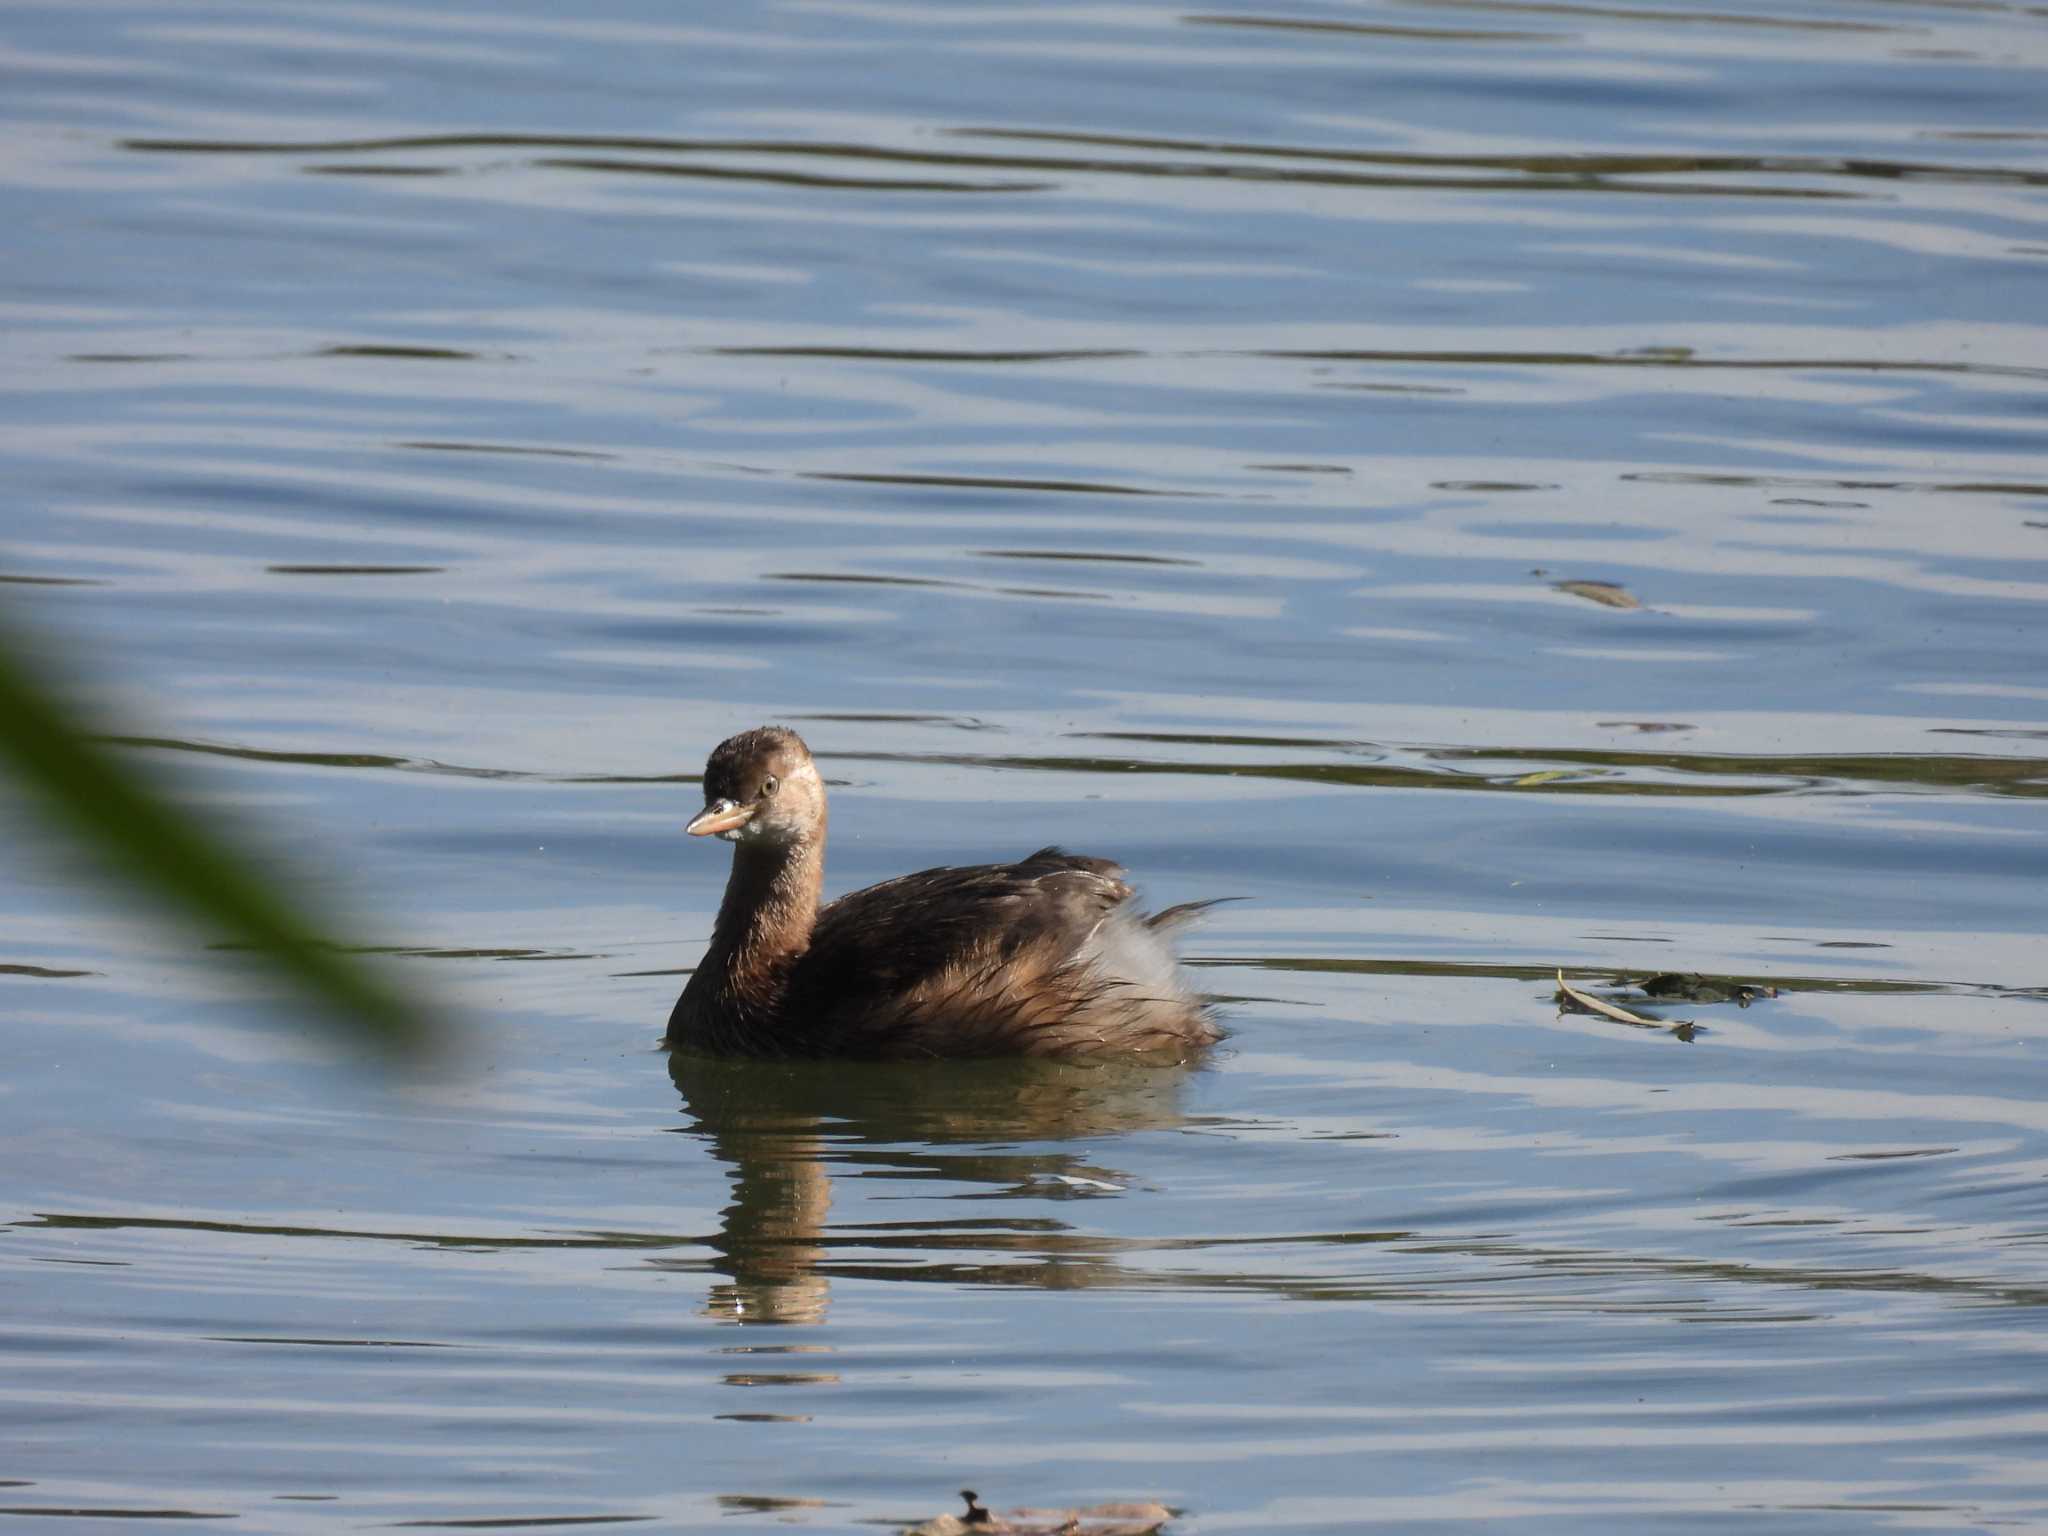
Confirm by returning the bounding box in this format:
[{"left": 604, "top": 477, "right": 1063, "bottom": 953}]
[{"left": 676, "top": 834, "right": 824, "bottom": 1040}]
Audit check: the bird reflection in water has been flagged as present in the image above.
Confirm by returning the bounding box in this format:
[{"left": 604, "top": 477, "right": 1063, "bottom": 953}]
[{"left": 667, "top": 1051, "right": 1202, "bottom": 1326}]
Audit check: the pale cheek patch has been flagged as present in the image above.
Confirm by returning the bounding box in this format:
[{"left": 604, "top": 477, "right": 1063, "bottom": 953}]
[{"left": 732, "top": 811, "right": 798, "bottom": 847}]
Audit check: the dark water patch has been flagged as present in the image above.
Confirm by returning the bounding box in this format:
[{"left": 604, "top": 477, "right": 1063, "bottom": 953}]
[
  {"left": 112, "top": 469, "right": 532, "bottom": 535},
  {"left": 802, "top": 471, "right": 1189, "bottom": 498},
  {"left": 302, "top": 164, "right": 452, "bottom": 177},
  {"left": 265, "top": 564, "right": 446, "bottom": 576},
  {"left": 568, "top": 772, "right": 704, "bottom": 785},
  {"left": 1185, "top": 954, "right": 2039, "bottom": 1001},
  {"left": 793, "top": 712, "right": 997, "bottom": 728},
  {"left": 710, "top": 345, "right": 1140, "bottom": 363},
  {"left": 398, "top": 440, "right": 618, "bottom": 461},
  {"left": 120, "top": 131, "right": 1889, "bottom": 199},
  {"left": 1074, "top": 729, "right": 1368, "bottom": 750},
  {"left": 0, "top": 964, "right": 97, "bottom": 979},
  {"left": 0, "top": 574, "right": 109, "bottom": 586},
  {"left": 1627, "top": 470, "right": 2048, "bottom": 494},
  {"left": 352, "top": 946, "right": 603, "bottom": 963},
  {"left": 975, "top": 549, "right": 1202, "bottom": 566},
  {"left": 954, "top": 126, "right": 2041, "bottom": 187},
  {"left": 388, "top": 1518, "right": 655, "bottom": 1530},
  {"left": 836, "top": 744, "right": 1789, "bottom": 797},
  {"left": 796, "top": 1239, "right": 2048, "bottom": 1310},
  {"left": 16, "top": 1212, "right": 696, "bottom": 1253},
  {"left": 537, "top": 155, "right": 1048, "bottom": 195},
  {"left": 1317, "top": 381, "right": 1470, "bottom": 394},
  {"left": 92, "top": 734, "right": 708, "bottom": 787},
  {"left": 0, "top": 1508, "right": 237, "bottom": 1521},
  {"left": 866, "top": 738, "right": 2048, "bottom": 800},
  {"left": 118, "top": 132, "right": 772, "bottom": 155},
  {"left": 314, "top": 344, "right": 488, "bottom": 361},
  {"left": 1183, "top": 14, "right": 1562, "bottom": 42},
  {"left": 1253, "top": 348, "right": 2048, "bottom": 380},
  {"left": 769, "top": 571, "right": 957, "bottom": 589},
  {"left": 1422, "top": 0, "right": 1906, "bottom": 31},
  {"left": 999, "top": 586, "right": 1114, "bottom": 601},
  {"left": 26, "top": 1258, "right": 131, "bottom": 1267},
  {"left": 717, "top": 1495, "right": 838, "bottom": 1515},
  {"left": 206, "top": 938, "right": 615, "bottom": 964},
  {"left": 96, "top": 735, "right": 540, "bottom": 781},
  {"left": 206, "top": 1335, "right": 458, "bottom": 1348}
]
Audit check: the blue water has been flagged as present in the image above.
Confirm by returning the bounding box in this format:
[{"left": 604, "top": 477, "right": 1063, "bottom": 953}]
[{"left": 3, "top": 1, "right": 2047, "bottom": 1531}]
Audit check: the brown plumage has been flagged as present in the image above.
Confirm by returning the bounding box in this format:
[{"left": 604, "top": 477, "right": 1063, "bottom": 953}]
[{"left": 665, "top": 726, "right": 1224, "bottom": 1059}]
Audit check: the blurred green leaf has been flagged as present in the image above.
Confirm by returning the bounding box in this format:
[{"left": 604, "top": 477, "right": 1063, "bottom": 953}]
[{"left": 0, "top": 626, "right": 434, "bottom": 1059}]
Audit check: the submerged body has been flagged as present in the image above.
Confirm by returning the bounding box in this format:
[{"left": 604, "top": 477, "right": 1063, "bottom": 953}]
[{"left": 666, "top": 726, "right": 1221, "bottom": 1059}]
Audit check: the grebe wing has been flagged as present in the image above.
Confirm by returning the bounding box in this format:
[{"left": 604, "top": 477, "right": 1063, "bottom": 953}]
[
  {"left": 800, "top": 846, "right": 1133, "bottom": 995},
  {"left": 784, "top": 847, "right": 1219, "bottom": 1057}
]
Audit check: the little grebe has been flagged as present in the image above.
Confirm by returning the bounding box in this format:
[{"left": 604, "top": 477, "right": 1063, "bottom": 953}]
[{"left": 665, "top": 726, "right": 1222, "bottom": 1058}]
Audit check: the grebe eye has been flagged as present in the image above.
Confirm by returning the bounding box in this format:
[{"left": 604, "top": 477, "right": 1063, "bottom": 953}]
[{"left": 760, "top": 775, "right": 779, "bottom": 799}]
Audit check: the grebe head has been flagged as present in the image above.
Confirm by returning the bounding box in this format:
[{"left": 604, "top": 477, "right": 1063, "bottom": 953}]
[{"left": 686, "top": 726, "right": 826, "bottom": 849}]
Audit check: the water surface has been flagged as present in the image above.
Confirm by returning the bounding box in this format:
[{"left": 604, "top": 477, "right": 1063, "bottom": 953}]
[{"left": 3, "top": 1, "right": 2047, "bottom": 1531}]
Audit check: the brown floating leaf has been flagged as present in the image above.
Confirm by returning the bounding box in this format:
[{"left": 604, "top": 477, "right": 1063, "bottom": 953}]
[
  {"left": 1635, "top": 971, "right": 1779, "bottom": 1007},
  {"left": 1553, "top": 579, "right": 1643, "bottom": 609},
  {"left": 907, "top": 1490, "right": 1172, "bottom": 1536}
]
